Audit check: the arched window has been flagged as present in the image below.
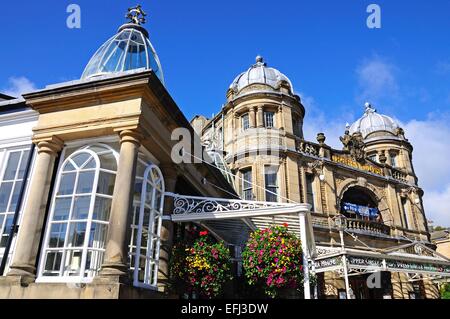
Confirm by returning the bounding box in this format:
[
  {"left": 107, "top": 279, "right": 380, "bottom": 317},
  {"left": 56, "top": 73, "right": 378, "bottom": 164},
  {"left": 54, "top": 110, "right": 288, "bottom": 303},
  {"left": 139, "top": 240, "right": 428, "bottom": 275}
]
[
  {"left": 133, "top": 164, "right": 164, "bottom": 288},
  {"left": 340, "top": 186, "right": 380, "bottom": 222},
  {"left": 38, "top": 144, "right": 118, "bottom": 282}
]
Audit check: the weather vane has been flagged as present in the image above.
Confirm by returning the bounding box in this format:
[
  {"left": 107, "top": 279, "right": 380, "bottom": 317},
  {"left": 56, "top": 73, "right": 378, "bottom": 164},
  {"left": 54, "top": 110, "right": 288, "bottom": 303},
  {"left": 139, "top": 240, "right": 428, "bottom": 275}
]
[{"left": 126, "top": 5, "right": 147, "bottom": 25}]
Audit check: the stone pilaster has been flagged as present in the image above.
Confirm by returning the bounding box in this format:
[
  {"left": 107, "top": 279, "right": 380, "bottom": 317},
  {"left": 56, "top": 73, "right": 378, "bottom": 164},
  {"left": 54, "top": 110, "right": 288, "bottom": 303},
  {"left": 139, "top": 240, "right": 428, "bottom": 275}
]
[
  {"left": 256, "top": 105, "right": 264, "bottom": 128},
  {"left": 249, "top": 106, "right": 256, "bottom": 128},
  {"left": 99, "top": 129, "right": 142, "bottom": 280},
  {"left": 7, "top": 137, "right": 63, "bottom": 282}
]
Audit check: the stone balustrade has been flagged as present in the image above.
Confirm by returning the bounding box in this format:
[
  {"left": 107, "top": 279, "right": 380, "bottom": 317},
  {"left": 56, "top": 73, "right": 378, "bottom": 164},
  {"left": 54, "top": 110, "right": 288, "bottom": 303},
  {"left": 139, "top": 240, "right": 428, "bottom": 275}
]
[
  {"left": 345, "top": 218, "right": 391, "bottom": 236},
  {"left": 391, "top": 168, "right": 408, "bottom": 182},
  {"left": 297, "top": 140, "right": 320, "bottom": 157}
]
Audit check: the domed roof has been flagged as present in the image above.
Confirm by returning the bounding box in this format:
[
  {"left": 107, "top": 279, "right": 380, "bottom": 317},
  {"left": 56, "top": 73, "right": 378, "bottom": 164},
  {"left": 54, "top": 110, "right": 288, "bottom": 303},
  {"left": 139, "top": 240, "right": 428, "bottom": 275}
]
[
  {"left": 348, "top": 103, "right": 399, "bottom": 139},
  {"left": 81, "top": 7, "right": 163, "bottom": 84},
  {"left": 229, "top": 56, "right": 293, "bottom": 94}
]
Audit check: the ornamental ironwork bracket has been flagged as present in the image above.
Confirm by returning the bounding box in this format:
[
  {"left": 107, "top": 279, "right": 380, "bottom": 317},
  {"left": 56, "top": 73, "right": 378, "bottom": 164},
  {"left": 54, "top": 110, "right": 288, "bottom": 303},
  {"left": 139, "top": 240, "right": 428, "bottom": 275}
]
[{"left": 165, "top": 192, "right": 310, "bottom": 222}]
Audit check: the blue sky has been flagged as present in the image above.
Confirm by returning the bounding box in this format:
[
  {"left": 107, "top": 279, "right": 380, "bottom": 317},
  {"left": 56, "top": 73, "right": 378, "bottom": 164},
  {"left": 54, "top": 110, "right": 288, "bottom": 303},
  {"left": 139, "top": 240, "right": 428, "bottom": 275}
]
[{"left": 1, "top": 0, "right": 450, "bottom": 226}]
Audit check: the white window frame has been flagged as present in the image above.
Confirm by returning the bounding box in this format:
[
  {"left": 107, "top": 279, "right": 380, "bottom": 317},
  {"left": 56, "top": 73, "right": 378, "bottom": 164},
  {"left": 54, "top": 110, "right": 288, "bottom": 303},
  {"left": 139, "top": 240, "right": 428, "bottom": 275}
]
[
  {"left": 264, "top": 111, "right": 275, "bottom": 128},
  {"left": 36, "top": 143, "right": 119, "bottom": 284},
  {"left": 0, "top": 146, "right": 33, "bottom": 272},
  {"left": 133, "top": 163, "right": 165, "bottom": 289},
  {"left": 264, "top": 165, "right": 279, "bottom": 202}
]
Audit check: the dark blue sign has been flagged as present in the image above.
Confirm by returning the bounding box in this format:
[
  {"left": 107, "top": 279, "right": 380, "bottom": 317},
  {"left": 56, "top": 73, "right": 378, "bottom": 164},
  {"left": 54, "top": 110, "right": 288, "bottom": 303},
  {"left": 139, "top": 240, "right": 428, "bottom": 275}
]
[{"left": 342, "top": 202, "right": 379, "bottom": 218}]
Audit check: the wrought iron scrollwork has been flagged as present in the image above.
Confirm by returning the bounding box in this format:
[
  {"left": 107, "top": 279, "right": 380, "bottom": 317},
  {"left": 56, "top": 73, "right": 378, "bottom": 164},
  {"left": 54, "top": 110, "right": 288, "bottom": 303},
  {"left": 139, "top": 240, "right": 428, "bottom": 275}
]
[{"left": 170, "top": 193, "right": 295, "bottom": 216}]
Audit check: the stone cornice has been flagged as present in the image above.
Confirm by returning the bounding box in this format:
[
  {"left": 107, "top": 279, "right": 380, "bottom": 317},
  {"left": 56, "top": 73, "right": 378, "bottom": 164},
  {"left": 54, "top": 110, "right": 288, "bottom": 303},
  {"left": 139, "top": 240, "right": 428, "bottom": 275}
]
[{"left": 23, "top": 71, "right": 156, "bottom": 114}]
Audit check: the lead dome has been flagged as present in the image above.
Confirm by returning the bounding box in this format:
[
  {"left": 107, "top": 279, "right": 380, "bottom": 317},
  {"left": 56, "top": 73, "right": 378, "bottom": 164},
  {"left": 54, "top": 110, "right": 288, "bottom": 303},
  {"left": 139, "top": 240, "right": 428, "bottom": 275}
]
[
  {"left": 349, "top": 103, "right": 401, "bottom": 139},
  {"left": 229, "top": 56, "right": 293, "bottom": 95}
]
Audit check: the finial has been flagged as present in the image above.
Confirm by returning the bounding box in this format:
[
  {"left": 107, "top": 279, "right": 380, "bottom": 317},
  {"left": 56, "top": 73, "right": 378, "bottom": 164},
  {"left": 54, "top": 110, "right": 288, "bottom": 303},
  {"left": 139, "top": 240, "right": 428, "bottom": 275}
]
[
  {"left": 345, "top": 123, "right": 350, "bottom": 131},
  {"left": 126, "top": 5, "right": 147, "bottom": 25},
  {"left": 256, "top": 55, "right": 264, "bottom": 63},
  {"left": 364, "top": 102, "right": 376, "bottom": 113}
]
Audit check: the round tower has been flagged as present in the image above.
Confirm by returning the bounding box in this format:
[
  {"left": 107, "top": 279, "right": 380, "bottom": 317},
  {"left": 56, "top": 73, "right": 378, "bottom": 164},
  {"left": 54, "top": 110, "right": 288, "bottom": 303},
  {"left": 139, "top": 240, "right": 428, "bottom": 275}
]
[{"left": 222, "top": 56, "right": 304, "bottom": 202}]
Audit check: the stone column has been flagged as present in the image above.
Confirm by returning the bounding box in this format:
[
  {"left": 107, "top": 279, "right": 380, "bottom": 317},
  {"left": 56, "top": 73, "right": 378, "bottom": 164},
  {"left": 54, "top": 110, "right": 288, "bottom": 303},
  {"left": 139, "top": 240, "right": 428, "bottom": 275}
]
[
  {"left": 256, "top": 105, "right": 264, "bottom": 128},
  {"left": 157, "top": 165, "right": 178, "bottom": 292},
  {"left": 7, "top": 137, "right": 63, "bottom": 281},
  {"left": 99, "top": 129, "right": 141, "bottom": 280},
  {"left": 249, "top": 106, "right": 256, "bottom": 128}
]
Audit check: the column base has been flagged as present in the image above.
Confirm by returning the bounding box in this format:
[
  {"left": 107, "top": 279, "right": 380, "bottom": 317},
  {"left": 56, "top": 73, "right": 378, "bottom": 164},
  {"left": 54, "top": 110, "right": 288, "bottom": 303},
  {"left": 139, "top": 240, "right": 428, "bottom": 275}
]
[
  {"left": 97, "top": 263, "right": 131, "bottom": 285},
  {"left": 6, "top": 263, "right": 36, "bottom": 285}
]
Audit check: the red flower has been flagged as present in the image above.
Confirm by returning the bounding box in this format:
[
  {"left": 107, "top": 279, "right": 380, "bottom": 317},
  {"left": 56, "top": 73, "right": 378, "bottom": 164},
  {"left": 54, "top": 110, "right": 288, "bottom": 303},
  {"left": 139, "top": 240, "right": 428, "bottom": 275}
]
[
  {"left": 199, "top": 231, "right": 208, "bottom": 236},
  {"left": 283, "top": 223, "right": 289, "bottom": 228}
]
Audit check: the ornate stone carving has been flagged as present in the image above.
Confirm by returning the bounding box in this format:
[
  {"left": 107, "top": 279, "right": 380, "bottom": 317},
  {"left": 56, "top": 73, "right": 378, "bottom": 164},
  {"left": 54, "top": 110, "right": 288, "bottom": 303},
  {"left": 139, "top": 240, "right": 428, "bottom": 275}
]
[
  {"left": 317, "top": 132, "right": 326, "bottom": 145},
  {"left": 340, "top": 127, "right": 366, "bottom": 163},
  {"left": 356, "top": 177, "right": 368, "bottom": 188},
  {"left": 308, "top": 160, "right": 325, "bottom": 176}
]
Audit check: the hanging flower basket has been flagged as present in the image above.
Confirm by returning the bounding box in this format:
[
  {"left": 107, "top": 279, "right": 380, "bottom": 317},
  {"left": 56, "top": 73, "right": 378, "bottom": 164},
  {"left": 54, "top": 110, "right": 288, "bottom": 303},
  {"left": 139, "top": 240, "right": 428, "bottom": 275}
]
[
  {"left": 170, "top": 231, "right": 233, "bottom": 299},
  {"left": 242, "top": 224, "right": 304, "bottom": 298}
]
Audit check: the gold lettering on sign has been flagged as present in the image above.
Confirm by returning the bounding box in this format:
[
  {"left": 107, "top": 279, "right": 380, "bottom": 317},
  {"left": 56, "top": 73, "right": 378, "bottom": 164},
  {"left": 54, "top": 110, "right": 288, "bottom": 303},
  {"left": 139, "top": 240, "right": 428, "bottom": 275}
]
[{"left": 332, "top": 155, "right": 383, "bottom": 176}]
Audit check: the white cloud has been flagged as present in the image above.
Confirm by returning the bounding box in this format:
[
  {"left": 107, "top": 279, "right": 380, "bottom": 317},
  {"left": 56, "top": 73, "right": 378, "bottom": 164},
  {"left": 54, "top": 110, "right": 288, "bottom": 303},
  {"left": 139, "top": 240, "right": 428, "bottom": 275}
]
[
  {"left": 355, "top": 56, "right": 399, "bottom": 105},
  {"left": 401, "top": 114, "right": 450, "bottom": 227},
  {"left": 423, "top": 186, "right": 450, "bottom": 228},
  {"left": 2, "top": 77, "right": 37, "bottom": 98}
]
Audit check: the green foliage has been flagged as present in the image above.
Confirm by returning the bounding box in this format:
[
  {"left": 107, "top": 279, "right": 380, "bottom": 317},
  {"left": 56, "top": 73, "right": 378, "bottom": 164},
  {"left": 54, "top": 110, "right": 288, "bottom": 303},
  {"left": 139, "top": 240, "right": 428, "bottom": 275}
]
[
  {"left": 241, "top": 224, "right": 304, "bottom": 298},
  {"left": 441, "top": 283, "right": 450, "bottom": 299}
]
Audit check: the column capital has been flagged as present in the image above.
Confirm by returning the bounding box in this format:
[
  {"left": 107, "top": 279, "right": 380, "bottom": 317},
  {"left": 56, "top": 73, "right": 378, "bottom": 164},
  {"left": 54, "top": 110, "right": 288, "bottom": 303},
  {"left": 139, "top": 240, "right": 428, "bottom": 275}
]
[
  {"left": 115, "top": 129, "right": 143, "bottom": 146},
  {"left": 257, "top": 105, "right": 264, "bottom": 111},
  {"left": 34, "top": 136, "right": 64, "bottom": 155}
]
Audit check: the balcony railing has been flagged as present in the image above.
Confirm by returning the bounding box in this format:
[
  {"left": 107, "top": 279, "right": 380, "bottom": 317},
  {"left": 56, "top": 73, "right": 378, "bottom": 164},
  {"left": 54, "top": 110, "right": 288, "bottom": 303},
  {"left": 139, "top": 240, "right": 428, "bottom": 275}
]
[
  {"left": 391, "top": 168, "right": 408, "bottom": 182},
  {"left": 345, "top": 218, "right": 391, "bottom": 236}
]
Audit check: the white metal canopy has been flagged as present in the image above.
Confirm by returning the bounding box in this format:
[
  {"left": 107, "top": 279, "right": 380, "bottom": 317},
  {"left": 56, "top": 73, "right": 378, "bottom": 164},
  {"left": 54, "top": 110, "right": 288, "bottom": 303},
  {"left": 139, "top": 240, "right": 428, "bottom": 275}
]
[
  {"left": 314, "top": 242, "right": 450, "bottom": 288},
  {"left": 165, "top": 192, "right": 316, "bottom": 299}
]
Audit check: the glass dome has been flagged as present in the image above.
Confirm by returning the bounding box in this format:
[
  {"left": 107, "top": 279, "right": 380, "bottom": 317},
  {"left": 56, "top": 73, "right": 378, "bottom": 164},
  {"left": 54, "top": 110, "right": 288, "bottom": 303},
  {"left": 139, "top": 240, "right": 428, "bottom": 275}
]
[{"left": 81, "top": 24, "right": 164, "bottom": 84}]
